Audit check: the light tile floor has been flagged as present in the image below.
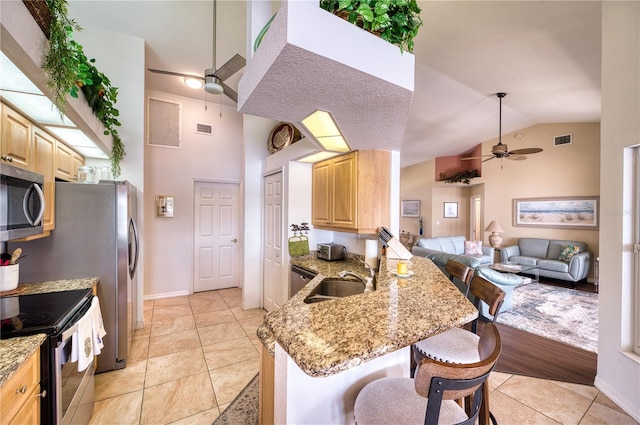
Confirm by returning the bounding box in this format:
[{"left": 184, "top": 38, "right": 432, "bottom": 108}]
[{"left": 88, "top": 287, "right": 638, "bottom": 425}]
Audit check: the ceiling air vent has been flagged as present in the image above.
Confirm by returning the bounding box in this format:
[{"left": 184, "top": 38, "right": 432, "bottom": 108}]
[
  {"left": 553, "top": 134, "right": 572, "bottom": 147},
  {"left": 196, "top": 123, "right": 213, "bottom": 136}
]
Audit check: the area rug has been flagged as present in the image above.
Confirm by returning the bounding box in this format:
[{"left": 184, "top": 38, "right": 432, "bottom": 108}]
[
  {"left": 213, "top": 374, "right": 259, "bottom": 425},
  {"left": 496, "top": 282, "right": 598, "bottom": 353}
]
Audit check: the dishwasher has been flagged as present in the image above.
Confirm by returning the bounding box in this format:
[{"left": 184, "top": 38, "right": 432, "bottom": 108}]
[{"left": 290, "top": 265, "right": 317, "bottom": 298}]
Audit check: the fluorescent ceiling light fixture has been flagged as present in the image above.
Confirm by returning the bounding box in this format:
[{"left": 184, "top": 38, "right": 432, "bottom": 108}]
[
  {"left": 297, "top": 151, "right": 341, "bottom": 163},
  {"left": 301, "top": 110, "right": 350, "bottom": 152},
  {"left": 184, "top": 77, "right": 203, "bottom": 89},
  {"left": 0, "top": 50, "right": 108, "bottom": 159}
]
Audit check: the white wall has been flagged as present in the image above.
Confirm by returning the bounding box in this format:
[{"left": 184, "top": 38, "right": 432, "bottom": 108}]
[
  {"left": 144, "top": 90, "right": 243, "bottom": 299},
  {"left": 596, "top": 2, "right": 640, "bottom": 421}
]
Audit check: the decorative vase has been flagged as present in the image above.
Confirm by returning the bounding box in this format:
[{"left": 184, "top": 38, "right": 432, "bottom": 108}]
[{"left": 488, "top": 233, "right": 503, "bottom": 249}]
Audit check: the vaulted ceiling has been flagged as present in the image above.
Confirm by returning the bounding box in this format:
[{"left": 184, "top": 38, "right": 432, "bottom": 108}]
[{"left": 68, "top": 1, "right": 602, "bottom": 168}]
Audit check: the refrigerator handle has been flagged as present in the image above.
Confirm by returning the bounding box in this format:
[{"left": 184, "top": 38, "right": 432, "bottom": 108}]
[{"left": 129, "top": 217, "right": 139, "bottom": 279}]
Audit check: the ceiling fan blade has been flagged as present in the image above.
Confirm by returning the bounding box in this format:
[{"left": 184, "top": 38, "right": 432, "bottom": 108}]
[
  {"left": 509, "top": 148, "right": 543, "bottom": 155},
  {"left": 220, "top": 81, "right": 238, "bottom": 103},
  {"left": 147, "top": 68, "right": 204, "bottom": 80},
  {"left": 482, "top": 156, "right": 496, "bottom": 163},
  {"left": 212, "top": 54, "right": 246, "bottom": 81},
  {"left": 506, "top": 155, "right": 527, "bottom": 161}
]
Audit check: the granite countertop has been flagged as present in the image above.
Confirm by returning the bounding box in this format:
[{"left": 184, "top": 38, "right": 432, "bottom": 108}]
[
  {"left": 0, "top": 334, "right": 46, "bottom": 387},
  {"left": 0, "top": 277, "right": 99, "bottom": 388},
  {"left": 4, "top": 277, "right": 99, "bottom": 297},
  {"left": 260, "top": 254, "right": 477, "bottom": 377}
]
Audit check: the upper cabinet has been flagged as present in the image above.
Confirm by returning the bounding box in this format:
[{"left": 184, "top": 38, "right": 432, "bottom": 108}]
[
  {"left": 312, "top": 150, "right": 390, "bottom": 234},
  {"left": 33, "top": 129, "right": 56, "bottom": 232},
  {"left": 1, "top": 103, "right": 33, "bottom": 171},
  {"left": 1, "top": 102, "right": 86, "bottom": 239}
]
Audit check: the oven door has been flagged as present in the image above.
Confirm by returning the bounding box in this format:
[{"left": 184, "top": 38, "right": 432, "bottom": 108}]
[{"left": 56, "top": 314, "right": 95, "bottom": 425}]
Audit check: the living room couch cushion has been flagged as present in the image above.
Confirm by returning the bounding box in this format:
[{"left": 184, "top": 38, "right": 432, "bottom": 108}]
[{"left": 412, "top": 236, "right": 494, "bottom": 269}]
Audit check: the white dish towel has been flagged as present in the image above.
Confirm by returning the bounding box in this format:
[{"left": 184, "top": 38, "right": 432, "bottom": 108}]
[
  {"left": 71, "top": 308, "right": 94, "bottom": 372},
  {"left": 91, "top": 296, "right": 107, "bottom": 355}
]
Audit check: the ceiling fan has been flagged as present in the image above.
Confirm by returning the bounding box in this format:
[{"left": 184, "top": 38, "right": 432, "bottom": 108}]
[
  {"left": 147, "top": 0, "right": 245, "bottom": 102},
  {"left": 462, "top": 92, "right": 543, "bottom": 163}
]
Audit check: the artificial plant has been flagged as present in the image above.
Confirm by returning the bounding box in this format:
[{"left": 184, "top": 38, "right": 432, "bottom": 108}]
[
  {"left": 43, "top": 0, "right": 125, "bottom": 177},
  {"left": 320, "top": 0, "right": 423, "bottom": 53}
]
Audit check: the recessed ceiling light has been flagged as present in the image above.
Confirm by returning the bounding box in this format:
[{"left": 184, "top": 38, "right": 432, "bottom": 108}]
[{"left": 184, "top": 77, "right": 203, "bottom": 89}]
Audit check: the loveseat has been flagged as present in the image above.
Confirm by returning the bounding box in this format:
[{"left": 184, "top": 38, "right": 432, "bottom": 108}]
[
  {"left": 500, "top": 238, "right": 592, "bottom": 284},
  {"left": 411, "top": 236, "right": 494, "bottom": 271}
]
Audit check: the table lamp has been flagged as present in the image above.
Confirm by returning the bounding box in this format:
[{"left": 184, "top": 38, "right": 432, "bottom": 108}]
[{"left": 485, "top": 220, "right": 505, "bottom": 248}]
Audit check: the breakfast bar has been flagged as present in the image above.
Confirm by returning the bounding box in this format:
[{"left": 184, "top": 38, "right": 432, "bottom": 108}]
[{"left": 259, "top": 254, "right": 477, "bottom": 424}]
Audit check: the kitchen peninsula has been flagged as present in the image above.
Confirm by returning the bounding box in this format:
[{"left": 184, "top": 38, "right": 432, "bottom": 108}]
[{"left": 258, "top": 254, "right": 477, "bottom": 424}]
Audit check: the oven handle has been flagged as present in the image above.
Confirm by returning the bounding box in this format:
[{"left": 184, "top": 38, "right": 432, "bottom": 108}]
[{"left": 61, "top": 320, "right": 79, "bottom": 342}]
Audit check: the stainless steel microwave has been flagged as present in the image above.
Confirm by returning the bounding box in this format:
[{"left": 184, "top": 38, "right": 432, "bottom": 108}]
[{"left": 0, "top": 162, "right": 45, "bottom": 241}]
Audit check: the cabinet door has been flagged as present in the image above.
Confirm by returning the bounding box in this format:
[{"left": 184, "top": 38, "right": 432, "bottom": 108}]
[
  {"left": 55, "top": 141, "right": 75, "bottom": 181},
  {"left": 1, "top": 104, "right": 33, "bottom": 170},
  {"left": 33, "top": 129, "right": 56, "bottom": 231},
  {"left": 331, "top": 152, "right": 357, "bottom": 229},
  {"left": 72, "top": 152, "right": 85, "bottom": 179},
  {"left": 311, "top": 161, "right": 332, "bottom": 226}
]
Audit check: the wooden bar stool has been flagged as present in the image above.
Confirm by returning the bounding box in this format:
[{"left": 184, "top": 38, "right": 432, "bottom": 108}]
[
  {"left": 355, "top": 323, "right": 502, "bottom": 425},
  {"left": 411, "top": 276, "right": 506, "bottom": 424}
]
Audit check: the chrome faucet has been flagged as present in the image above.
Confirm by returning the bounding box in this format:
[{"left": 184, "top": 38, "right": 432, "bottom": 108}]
[{"left": 338, "top": 271, "right": 366, "bottom": 283}]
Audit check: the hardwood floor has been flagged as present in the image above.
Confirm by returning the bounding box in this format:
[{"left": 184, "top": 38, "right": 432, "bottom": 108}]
[
  {"left": 491, "top": 322, "right": 597, "bottom": 385},
  {"left": 482, "top": 278, "right": 598, "bottom": 386}
]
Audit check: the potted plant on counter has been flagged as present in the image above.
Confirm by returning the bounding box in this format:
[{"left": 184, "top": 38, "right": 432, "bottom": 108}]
[{"left": 319, "top": 0, "right": 423, "bottom": 53}]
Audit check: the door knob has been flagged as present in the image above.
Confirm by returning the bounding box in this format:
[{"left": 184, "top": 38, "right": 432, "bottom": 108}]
[{"left": 231, "top": 238, "right": 238, "bottom": 243}]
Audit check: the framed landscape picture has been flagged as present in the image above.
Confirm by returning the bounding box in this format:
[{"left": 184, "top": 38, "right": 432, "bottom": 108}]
[
  {"left": 401, "top": 200, "right": 420, "bottom": 217},
  {"left": 513, "top": 196, "right": 599, "bottom": 229}
]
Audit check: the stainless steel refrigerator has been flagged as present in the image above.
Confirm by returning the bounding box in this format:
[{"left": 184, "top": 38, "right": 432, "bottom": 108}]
[{"left": 10, "top": 181, "right": 139, "bottom": 373}]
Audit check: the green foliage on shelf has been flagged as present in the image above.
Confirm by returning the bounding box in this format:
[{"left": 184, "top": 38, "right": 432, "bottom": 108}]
[
  {"left": 443, "top": 169, "right": 480, "bottom": 184},
  {"left": 320, "top": 0, "right": 423, "bottom": 53},
  {"left": 43, "top": 0, "right": 125, "bottom": 177}
]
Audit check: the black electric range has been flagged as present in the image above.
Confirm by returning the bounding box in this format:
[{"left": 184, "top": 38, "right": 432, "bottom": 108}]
[{"left": 1, "top": 288, "right": 94, "bottom": 424}]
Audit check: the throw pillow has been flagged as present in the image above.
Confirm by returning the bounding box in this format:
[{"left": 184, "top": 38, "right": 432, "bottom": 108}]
[
  {"left": 464, "top": 240, "right": 483, "bottom": 255},
  {"left": 559, "top": 244, "right": 580, "bottom": 262}
]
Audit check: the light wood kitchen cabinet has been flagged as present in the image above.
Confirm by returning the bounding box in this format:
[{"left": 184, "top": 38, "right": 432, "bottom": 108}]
[
  {"left": 1, "top": 103, "right": 33, "bottom": 171},
  {"left": 1, "top": 349, "right": 41, "bottom": 425},
  {"left": 72, "top": 151, "right": 85, "bottom": 180},
  {"left": 312, "top": 150, "right": 390, "bottom": 234},
  {"left": 33, "top": 129, "right": 56, "bottom": 232},
  {"left": 55, "top": 140, "right": 75, "bottom": 181},
  {"left": 259, "top": 349, "right": 274, "bottom": 425}
]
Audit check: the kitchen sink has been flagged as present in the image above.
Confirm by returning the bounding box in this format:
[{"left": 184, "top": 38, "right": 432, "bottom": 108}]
[{"left": 304, "top": 278, "right": 367, "bottom": 304}]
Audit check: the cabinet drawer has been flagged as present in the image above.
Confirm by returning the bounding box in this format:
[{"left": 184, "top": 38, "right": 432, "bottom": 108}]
[{"left": 0, "top": 350, "right": 40, "bottom": 423}]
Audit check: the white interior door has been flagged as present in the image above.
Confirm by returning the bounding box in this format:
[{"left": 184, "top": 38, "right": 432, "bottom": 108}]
[
  {"left": 263, "top": 172, "right": 283, "bottom": 311},
  {"left": 193, "top": 181, "right": 239, "bottom": 292},
  {"left": 470, "top": 195, "right": 482, "bottom": 241}
]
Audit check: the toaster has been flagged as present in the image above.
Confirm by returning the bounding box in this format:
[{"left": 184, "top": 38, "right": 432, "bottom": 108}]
[{"left": 317, "top": 243, "right": 346, "bottom": 261}]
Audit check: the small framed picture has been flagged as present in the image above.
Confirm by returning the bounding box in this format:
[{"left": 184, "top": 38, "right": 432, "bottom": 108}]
[
  {"left": 444, "top": 202, "right": 458, "bottom": 218},
  {"left": 156, "top": 195, "right": 174, "bottom": 217},
  {"left": 401, "top": 200, "right": 420, "bottom": 217}
]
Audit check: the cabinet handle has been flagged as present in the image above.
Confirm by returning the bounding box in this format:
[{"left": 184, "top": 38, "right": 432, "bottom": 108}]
[
  {"left": 1, "top": 155, "right": 13, "bottom": 162},
  {"left": 15, "top": 385, "right": 27, "bottom": 395},
  {"left": 36, "top": 390, "right": 47, "bottom": 398}
]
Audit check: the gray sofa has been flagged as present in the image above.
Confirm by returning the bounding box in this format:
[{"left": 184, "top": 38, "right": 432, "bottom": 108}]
[
  {"left": 411, "top": 236, "right": 494, "bottom": 271},
  {"left": 500, "top": 238, "right": 592, "bottom": 283}
]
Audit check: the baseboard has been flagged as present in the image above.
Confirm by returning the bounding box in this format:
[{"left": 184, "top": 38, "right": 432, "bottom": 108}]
[
  {"left": 143, "top": 290, "right": 191, "bottom": 300},
  {"left": 594, "top": 375, "right": 640, "bottom": 422}
]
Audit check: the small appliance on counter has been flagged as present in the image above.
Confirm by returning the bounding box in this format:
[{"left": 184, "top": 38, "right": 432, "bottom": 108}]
[{"left": 317, "top": 243, "right": 346, "bottom": 261}]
